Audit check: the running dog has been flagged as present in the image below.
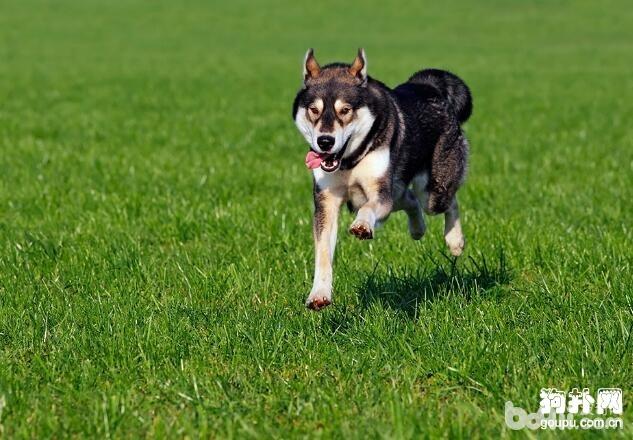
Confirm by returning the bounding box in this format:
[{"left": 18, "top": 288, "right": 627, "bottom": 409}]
[{"left": 293, "top": 49, "right": 472, "bottom": 310}]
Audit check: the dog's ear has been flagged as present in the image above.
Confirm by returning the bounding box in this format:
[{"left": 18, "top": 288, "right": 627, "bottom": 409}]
[
  {"left": 303, "top": 48, "right": 321, "bottom": 84},
  {"left": 349, "top": 48, "right": 367, "bottom": 85}
]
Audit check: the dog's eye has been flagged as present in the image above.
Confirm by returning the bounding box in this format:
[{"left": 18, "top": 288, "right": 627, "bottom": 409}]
[
  {"left": 309, "top": 106, "right": 319, "bottom": 115},
  {"left": 339, "top": 107, "right": 352, "bottom": 116}
]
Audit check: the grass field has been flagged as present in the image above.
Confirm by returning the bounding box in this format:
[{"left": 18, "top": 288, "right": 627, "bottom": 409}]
[{"left": 1, "top": 0, "right": 632, "bottom": 437}]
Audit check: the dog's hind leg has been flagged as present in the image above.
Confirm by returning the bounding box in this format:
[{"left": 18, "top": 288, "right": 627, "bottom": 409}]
[
  {"left": 444, "top": 198, "right": 465, "bottom": 256},
  {"left": 414, "top": 172, "right": 464, "bottom": 255},
  {"left": 426, "top": 134, "right": 468, "bottom": 215},
  {"left": 393, "top": 185, "right": 425, "bottom": 240},
  {"left": 412, "top": 172, "right": 429, "bottom": 212},
  {"left": 306, "top": 187, "right": 344, "bottom": 310}
]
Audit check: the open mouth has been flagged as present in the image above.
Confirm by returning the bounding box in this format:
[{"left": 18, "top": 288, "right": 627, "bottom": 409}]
[
  {"left": 320, "top": 156, "right": 340, "bottom": 172},
  {"left": 305, "top": 151, "right": 341, "bottom": 173}
]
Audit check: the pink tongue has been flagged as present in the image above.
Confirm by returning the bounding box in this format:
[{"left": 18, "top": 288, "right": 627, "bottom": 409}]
[{"left": 305, "top": 151, "right": 324, "bottom": 169}]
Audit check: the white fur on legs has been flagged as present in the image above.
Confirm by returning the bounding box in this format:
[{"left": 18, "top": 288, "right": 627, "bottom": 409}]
[
  {"left": 305, "top": 224, "right": 337, "bottom": 309},
  {"left": 444, "top": 199, "right": 465, "bottom": 256},
  {"left": 349, "top": 205, "right": 376, "bottom": 239},
  {"left": 349, "top": 195, "right": 393, "bottom": 240},
  {"left": 306, "top": 191, "right": 343, "bottom": 310}
]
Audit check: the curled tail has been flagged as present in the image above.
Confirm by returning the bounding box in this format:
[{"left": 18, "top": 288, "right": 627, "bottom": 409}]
[{"left": 407, "top": 68, "right": 472, "bottom": 124}]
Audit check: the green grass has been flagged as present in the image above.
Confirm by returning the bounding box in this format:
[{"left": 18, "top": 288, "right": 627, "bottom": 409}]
[{"left": 1, "top": 0, "right": 632, "bottom": 437}]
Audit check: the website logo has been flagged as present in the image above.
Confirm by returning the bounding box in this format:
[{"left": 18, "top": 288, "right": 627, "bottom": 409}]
[{"left": 505, "top": 388, "right": 623, "bottom": 430}]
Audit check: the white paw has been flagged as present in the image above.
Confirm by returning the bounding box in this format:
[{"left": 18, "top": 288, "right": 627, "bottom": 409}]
[
  {"left": 445, "top": 232, "right": 465, "bottom": 256},
  {"left": 305, "top": 289, "right": 332, "bottom": 310},
  {"left": 349, "top": 219, "right": 373, "bottom": 240}
]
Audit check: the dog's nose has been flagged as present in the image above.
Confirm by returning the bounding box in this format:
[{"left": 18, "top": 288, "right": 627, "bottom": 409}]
[{"left": 317, "top": 135, "right": 335, "bottom": 151}]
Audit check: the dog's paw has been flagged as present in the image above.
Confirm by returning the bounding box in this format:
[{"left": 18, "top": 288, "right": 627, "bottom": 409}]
[
  {"left": 349, "top": 220, "right": 373, "bottom": 240},
  {"left": 408, "top": 217, "right": 426, "bottom": 240},
  {"left": 305, "top": 291, "right": 332, "bottom": 311},
  {"left": 445, "top": 232, "right": 465, "bottom": 256}
]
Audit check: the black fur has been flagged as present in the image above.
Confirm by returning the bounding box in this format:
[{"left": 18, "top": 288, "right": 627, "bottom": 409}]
[
  {"left": 391, "top": 69, "right": 472, "bottom": 213},
  {"left": 407, "top": 69, "right": 472, "bottom": 123}
]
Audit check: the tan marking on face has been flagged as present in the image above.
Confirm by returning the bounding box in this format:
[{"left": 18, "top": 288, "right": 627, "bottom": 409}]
[
  {"left": 307, "top": 98, "right": 323, "bottom": 123},
  {"left": 334, "top": 99, "right": 354, "bottom": 124}
]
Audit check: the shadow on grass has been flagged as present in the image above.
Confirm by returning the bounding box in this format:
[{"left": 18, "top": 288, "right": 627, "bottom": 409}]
[{"left": 357, "top": 249, "right": 512, "bottom": 318}]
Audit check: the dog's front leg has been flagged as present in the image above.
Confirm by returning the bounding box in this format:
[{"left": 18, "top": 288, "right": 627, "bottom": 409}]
[
  {"left": 348, "top": 180, "right": 393, "bottom": 240},
  {"left": 306, "top": 187, "right": 344, "bottom": 310}
]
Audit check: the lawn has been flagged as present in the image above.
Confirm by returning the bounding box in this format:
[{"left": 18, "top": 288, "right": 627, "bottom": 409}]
[{"left": 0, "top": 0, "right": 632, "bottom": 437}]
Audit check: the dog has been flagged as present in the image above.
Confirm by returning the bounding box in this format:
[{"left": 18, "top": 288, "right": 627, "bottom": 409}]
[{"left": 293, "top": 49, "right": 472, "bottom": 310}]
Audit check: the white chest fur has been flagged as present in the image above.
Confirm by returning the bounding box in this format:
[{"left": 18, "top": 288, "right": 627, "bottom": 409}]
[{"left": 313, "top": 147, "right": 390, "bottom": 198}]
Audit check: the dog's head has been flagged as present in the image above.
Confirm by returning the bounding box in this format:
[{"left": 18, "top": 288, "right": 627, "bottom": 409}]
[{"left": 293, "top": 49, "right": 376, "bottom": 173}]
